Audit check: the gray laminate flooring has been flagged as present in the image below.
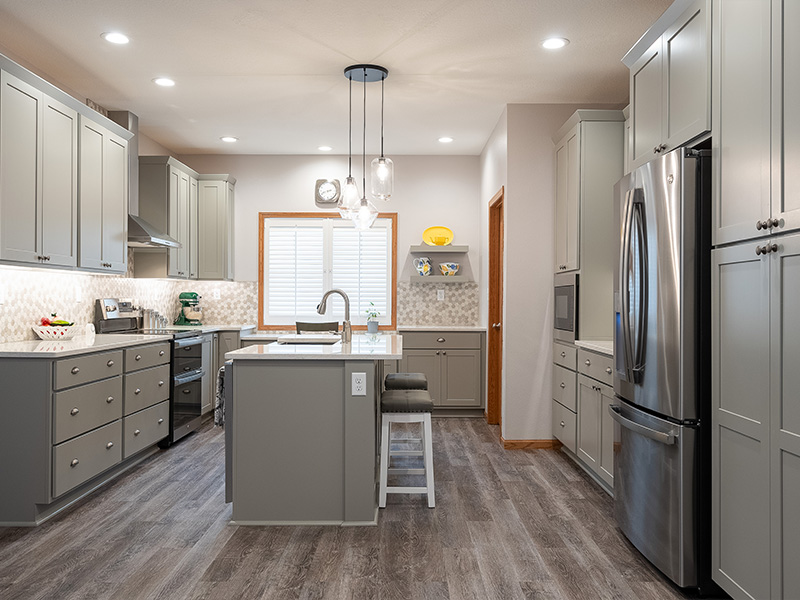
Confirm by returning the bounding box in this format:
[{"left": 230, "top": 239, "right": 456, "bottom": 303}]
[{"left": 0, "top": 418, "right": 715, "bottom": 600}]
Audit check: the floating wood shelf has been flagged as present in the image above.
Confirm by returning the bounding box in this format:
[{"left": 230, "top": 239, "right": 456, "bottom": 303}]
[{"left": 409, "top": 245, "right": 469, "bottom": 254}]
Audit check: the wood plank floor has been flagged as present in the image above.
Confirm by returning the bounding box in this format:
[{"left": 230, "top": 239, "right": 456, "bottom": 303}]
[{"left": 0, "top": 418, "right": 721, "bottom": 599}]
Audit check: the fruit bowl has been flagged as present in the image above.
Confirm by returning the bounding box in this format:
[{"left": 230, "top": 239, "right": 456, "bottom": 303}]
[{"left": 32, "top": 325, "right": 78, "bottom": 340}]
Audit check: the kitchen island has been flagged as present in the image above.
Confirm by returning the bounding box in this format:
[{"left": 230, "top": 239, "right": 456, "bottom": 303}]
[{"left": 223, "top": 334, "right": 403, "bottom": 525}]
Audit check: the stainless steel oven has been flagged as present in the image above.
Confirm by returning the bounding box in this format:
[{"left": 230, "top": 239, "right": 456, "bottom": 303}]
[
  {"left": 554, "top": 272, "right": 578, "bottom": 342},
  {"left": 167, "top": 335, "right": 204, "bottom": 445}
]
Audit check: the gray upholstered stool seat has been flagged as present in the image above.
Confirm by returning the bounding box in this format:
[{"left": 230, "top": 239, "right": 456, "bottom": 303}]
[
  {"left": 384, "top": 372, "right": 428, "bottom": 391},
  {"left": 379, "top": 374, "right": 435, "bottom": 508}
]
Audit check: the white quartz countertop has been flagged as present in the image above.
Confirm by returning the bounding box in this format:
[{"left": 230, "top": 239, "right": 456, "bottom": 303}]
[
  {"left": 148, "top": 324, "right": 256, "bottom": 334},
  {"left": 226, "top": 333, "right": 403, "bottom": 361},
  {"left": 0, "top": 333, "right": 173, "bottom": 358},
  {"left": 398, "top": 326, "right": 486, "bottom": 332},
  {"left": 575, "top": 340, "right": 613, "bottom": 356}
]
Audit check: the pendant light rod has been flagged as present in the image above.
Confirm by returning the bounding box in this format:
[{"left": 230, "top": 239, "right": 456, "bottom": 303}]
[
  {"left": 362, "top": 67, "right": 367, "bottom": 197},
  {"left": 348, "top": 74, "right": 352, "bottom": 176},
  {"left": 380, "top": 75, "right": 385, "bottom": 158}
]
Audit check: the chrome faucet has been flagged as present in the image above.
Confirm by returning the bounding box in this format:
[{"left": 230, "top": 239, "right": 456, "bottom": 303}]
[{"left": 317, "top": 289, "right": 351, "bottom": 343}]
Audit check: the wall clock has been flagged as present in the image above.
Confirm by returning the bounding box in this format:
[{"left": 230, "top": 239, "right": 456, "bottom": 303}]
[{"left": 315, "top": 179, "right": 341, "bottom": 208}]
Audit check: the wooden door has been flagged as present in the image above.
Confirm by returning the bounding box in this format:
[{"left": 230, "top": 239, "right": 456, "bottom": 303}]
[{"left": 487, "top": 188, "right": 504, "bottom": 424}]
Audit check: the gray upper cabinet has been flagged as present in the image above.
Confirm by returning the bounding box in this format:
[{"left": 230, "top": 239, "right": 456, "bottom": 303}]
[
  {"left": 197, "top": 175, "right": 236, "bottom": 280},
  {"left": 713, "top": 0, "right": 800, "bottom": 246},
  {"left": 554, "top": 123, "right": 580, "bottom": 272},
  {"left": 136, "top": 156, "right": 199, "bottom": 279},
  {"left": 0, "top": 70, "right": 78, "bottom": 268},
  {"left": 628, "top": 0, "right": 710, "bottom": 171},
  {"left": 78, "top": 117, "right": 128, "bottom": 272}
]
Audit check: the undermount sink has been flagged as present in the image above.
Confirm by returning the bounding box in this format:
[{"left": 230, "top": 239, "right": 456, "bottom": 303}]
[{"left": 277, "top": 334, "right": 341, "bottom": 345}]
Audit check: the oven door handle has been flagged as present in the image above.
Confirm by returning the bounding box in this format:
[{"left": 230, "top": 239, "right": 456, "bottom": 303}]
[
  {"left": 174, "top": 369, "right": 205, "bottom": 385},
  {"left": 174, "top": 337, "right": 203, "bottom": 349}
]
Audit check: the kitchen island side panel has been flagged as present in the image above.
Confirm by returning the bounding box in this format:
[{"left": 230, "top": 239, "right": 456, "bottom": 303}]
[
  {"left": 344, "top": 360, "right": 377, "bottom": 523},
  {"left": 232, "top": 360, "right": 345, "bottom": 523}
]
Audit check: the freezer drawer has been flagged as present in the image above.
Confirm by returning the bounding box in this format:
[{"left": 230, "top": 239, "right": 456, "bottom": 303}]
[{"left": 611, "top": 399, "right": 698, "bottom": 588}]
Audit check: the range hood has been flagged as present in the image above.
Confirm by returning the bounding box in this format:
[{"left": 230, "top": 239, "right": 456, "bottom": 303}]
[
  {"left": 127, "top": 214, "right": 181, "bottom": 248},
  {"left": 107, "top": 110, "right": 181, "bottom": 250}
]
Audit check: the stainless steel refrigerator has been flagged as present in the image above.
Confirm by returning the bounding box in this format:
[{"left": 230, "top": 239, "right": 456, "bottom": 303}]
[{"left": 611, "top": 147, "right": 714, "bottom": 593}]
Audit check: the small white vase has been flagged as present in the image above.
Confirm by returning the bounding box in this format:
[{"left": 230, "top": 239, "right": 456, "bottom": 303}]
[{"left": 367, "top": 320, "right": 379, "bottom": 334}]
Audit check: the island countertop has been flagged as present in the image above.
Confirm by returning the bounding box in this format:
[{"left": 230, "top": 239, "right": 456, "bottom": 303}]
[{"left": 225, "top": 333, "right": 403, "bottom": 361}]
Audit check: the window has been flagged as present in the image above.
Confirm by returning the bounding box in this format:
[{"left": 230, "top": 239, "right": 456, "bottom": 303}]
[{"left": 258, "top": 212, "right": 397, "bottom": 330}]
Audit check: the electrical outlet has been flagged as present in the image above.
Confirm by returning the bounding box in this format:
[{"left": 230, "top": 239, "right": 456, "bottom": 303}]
[
  {"left": 437, "top": 289, "right": 445, "bottom": 301},
  {"left": 212, "top": 289, "right": 221, "bottom": 300},
  {"left": 352, "top": 372, "right": 367, "bottom": 396}
]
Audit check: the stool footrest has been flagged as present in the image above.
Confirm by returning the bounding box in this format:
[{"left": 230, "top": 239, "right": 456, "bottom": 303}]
[
  {"left": 388, "top": 468, "right": 426, "bottom": 475},
  {"left": 389, "top": 450, "right": 423, "bottom": 456},
  {"left": 385, "top": 486, "right": 429, "bottom": 494}
]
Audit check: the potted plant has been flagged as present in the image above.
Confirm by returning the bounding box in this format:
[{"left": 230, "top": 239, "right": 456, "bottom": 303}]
[{"left": 365, "top": 302, "right": 381, "bottom": 334}]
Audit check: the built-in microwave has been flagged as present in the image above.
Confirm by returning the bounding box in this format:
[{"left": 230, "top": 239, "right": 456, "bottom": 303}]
[{"left": 554, "top": 272, "right": 578, "bottom": 342}]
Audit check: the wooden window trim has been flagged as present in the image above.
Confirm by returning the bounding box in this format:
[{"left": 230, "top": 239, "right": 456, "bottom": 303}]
[{"left": 257, "top": 211, "right": 397, "bottom": 331}]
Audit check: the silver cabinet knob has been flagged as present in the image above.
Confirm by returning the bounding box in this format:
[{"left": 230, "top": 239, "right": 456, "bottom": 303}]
[
  {"left": 135, "top": 354, "right": 142, "bottom": 361},
  {"left": 70, "top": 407, "right": 79, "bottom": 416},
  {"left": 106, "top": 441, "right": 114, "bottom": 449},
  {"left": 560, "top": 351, "right": 566, "bottom": 358},
  {"left": 158, "top": 418, "right": 164, "bottom": 424},
  {"left": 435, "top": 350, "right": 440, "bottom": 355},
  {"left": 560, "top": 421, "right": 566, "bottom": 428},
  {"left": 443, "top": 351, "right": 447, "bottom": 355},
  {"left": 585, "top": 359, "right": 591, "bottom": 366},
  {"left": 70, "top": 458, "right": 79, "bottom": 467},
  {"left": 134, "top": 429, "right": 141, "bottom": 436},
  {"left": 71, "top": 366, "right": 80, "bottom": 374},
  {"left": 769, "top": 243, "right": 778, "bottom": 253},
  {"left": 606, "top": 367, "right": 612, "bottom": 374},
  {"left": 560, "top": 382, "right": 566, "bottom": 389},
  {"left": 183, "top": 389, "right": 192, "bottom": 394},
  {"left": 770, "top": 217, "right": 781, "bottom": 228},
  {"left": 437, "top": 337, "right": 445, "bottom": 343},
  {"left": 134, "top": 388, "right": 141, "bottom": 395},
  {"left": 756, "top": 245, "right": 764, "bottom": 255},
  {"left": 106, "top": 396, "right": 114, "bottom": 403},
  {"left": 158, "top": 380, "right": 165, "bottom": 387},
  {"left": 756, "top": 219, "right": 766, "bottom": 230},
  {"left": 159, "top": 350, "right": 165, "bottom": 356},
  {"left": 107, "top": 360, "right": 115, "bottom": 367}
]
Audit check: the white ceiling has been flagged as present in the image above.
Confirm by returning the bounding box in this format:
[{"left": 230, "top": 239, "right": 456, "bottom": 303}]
[{"left": 0, "top": 0, "right": 671, "bottom": 156}]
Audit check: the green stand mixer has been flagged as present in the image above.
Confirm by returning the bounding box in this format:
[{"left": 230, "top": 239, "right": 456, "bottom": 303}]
[{"left": 174, "top": 292, "right": 203, "bottom": 326}]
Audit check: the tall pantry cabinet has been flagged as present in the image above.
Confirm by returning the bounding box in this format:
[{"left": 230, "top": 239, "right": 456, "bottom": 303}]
[{"left": 711, "top": 1, "right": 800, "bottom": 598}]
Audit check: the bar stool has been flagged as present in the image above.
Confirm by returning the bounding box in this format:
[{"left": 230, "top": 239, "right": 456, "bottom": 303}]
[{"left": 379, "top": 373, "right": 435, "bottom": 508}]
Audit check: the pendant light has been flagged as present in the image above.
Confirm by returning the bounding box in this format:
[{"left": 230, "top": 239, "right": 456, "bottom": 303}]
[
  {"left": 370, "top": 74, "right": 393, "bottom": 200},
  {"left": 337, "top": 73, "right": 360, "bottom": 218},
  {"left": 343, "top": 65, "right": 386, "bottom": 229}
]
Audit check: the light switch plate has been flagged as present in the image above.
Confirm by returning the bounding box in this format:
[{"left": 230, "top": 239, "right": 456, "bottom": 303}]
[{"left": 213, "top": 289, "right": 221, "bottom": 300}]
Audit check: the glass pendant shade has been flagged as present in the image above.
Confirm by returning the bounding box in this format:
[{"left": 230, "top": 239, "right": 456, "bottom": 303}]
[
  {"left": 353, "top": 197, "right": 379, "bottom": 230},
  {"left": 370, "top": 156, "right": 393, "bottom": 201},
  {"left": 338, "top": 176, "right": 360, "bottom": 219}
]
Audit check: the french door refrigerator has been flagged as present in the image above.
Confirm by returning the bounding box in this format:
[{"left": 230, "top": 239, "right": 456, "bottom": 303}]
[{"left": 611, "top": 147, "right": 714, "bottom": 593}]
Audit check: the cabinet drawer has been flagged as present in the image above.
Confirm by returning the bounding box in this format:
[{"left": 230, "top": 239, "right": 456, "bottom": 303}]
[
  {"left": 123, "top": 363, "right": 170, "bottom": 415},
  {"left": 53, "top": 420, "right": 122, "bottom": 498},
  {"left": 578, "top": 349, "right": 614, "bottom": 386},
  {"left": 124, "top": 342, "right": 170, "bottom": 372},
  {"left": 400, "top": 331, "right": 481, "bottom": 349},
  {"left": 54, "top": 350, "right": 123, "bottom": 390},
  {"left": 123, "top": 400, "right": 169, "bottom": 458},
  {"left": 552, "top": 364, "right": 577, "bottom": 412},
  {"left": 553, "top": 342, "right": 577, "bottom": 370},
  {"left": 552, "top": 400, "right": 577, "bottom": 454},
  {"left": 53, "top": 376, "right": 123, "bottom": 444}
]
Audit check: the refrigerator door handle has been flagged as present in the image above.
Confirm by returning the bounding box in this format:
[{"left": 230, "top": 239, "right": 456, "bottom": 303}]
[
  {"left": 608, "top": 405, "right": 676, "bottom": 445},
  {"left": 631, "top": 192, "right": 648, "bottom": 382},
  {"left": 619, "top": 189, "right": 635, "bottom": 383}
]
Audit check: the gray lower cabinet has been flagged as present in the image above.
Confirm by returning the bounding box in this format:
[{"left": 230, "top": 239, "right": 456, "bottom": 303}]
[
  {"left": 552, "top": 342, "right": 577, "bottom": 452},
  {"left": 712, "top": 232, "right": 800, "bottom": 599},
  {"left": 0, "top": 340, "right": 171, "bottom": 525},
  {"left": 399, "top": 331, "right": 484, "bottom": 408},
  {"left": 201, "top": 333, "right": 213, "bottom": 414}
]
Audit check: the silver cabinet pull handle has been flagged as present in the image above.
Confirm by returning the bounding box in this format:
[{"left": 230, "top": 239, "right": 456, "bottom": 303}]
[
  {"left": 70, "top": 458, "right": 79, "bottom": 467},
  {"left": 560, "top": 382, "right": 566, "bottom": 389},
  {"left": 70, "top": 408, "right": 79, "bottom": 416},
  {"left": 756, "top": 245, "right": 764, "bottom": 255},
  {"left": 158, "top": 418, "right": 164, "bottom": 424},
  {"left": 71, "top": 367, "right": 80, "bottom": 374},
  {"left": 437, "top": 337, "right": 445, "bottom": 343},
  {"left": 134, "top": 429, "right": 141, "bottom": 436},
  {"left": 135, "top": 354, "right": 142, "bottom": 361},
  {"left": 770, "top": 217, "right": 781, "bottom": 228},
  {"left": 107, "top": 360, "right": 115, "bottom": 367},
  {"left": 134, "top": 388, "right": 141, "bottom": 395},
  {"left": 606, "top": 367, "right": 612, "bottom": 374},
  {"left": 435, "top": 351, "right": 440, "bottom": 355},
  {"left": 106, "top": 396, "right": 114, "bottom": 403},
  {"left": 106, "top": 441, "right": 114, "bottom": 449}
]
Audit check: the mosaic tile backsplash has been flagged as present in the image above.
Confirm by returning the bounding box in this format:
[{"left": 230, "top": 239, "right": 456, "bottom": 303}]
[{"left": 0, "top": 254, "right": 478, "bottom": 343}]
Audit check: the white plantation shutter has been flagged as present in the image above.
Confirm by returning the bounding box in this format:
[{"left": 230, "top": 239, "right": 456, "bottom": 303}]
[{"left": 262, "top": 217, "right": 392, "bottom": 326}]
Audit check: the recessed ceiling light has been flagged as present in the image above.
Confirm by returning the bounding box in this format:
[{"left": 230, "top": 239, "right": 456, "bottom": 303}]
[
  {"left": 438, "top": 137, "right": 454, "bottom": 143},
  {"left": 318, "top": 146, "right": 332, "bottom": 152},
  {"left": 153, "top": 77, "right": 175, "bottom": 87},
  {"left": 220, "top": 136, "right": 238, "bottom": 143},
  {"left": 542, "top": 37, "right": 569, "bottom": 50},
  {"left": 102, "top": 32, "right": 129, "bottom": 45}
]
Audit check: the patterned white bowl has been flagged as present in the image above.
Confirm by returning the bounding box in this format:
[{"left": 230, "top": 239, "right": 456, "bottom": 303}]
[{"left": 32, "top": 325, "right": 78, "bottom": 340}]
